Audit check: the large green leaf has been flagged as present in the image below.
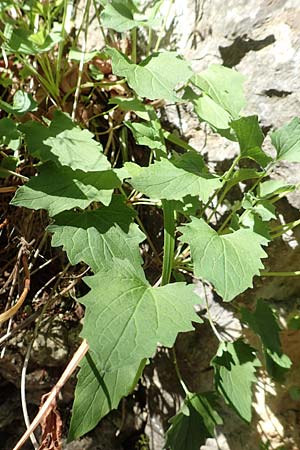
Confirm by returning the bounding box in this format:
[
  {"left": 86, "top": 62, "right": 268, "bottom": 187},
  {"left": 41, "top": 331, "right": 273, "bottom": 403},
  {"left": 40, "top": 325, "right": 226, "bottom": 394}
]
[
  {"left": 69, "top": 354, "right": 144, "bottom": 440},
  {"left": 231, "top": 116, "right": 272, "bottom": 167},
  {"left": 68, "top": 352, "right": 145, "bottom": 440},
  {"left": 241, "top": 299, "right": 292, "bottom": 372},
  {"left": 271, "top": 117, "right": 300, "bottom": 162},
  {"left": 20, "top": 111, "right": 110, "bottom": 172},
  {"left": 178, "top": 218, "right": 268, "bottom": 301},
  {"left": 125, "top": 153, "right": 221, "bottom": 203},
  {"left": 166, "top": 393, "right": 223, "bottom": 450},
  {"left": 107, "top": 48, "right": 193, "bottom": 102},
  {"left": 80, "top": 258, "right": 201, "bottom": 371},
  {"left": 48, "top": 196, "right": 145, "bottom": 272},
  {"left": 212, "top": 340, "right": 260, "bottom": 422},
  {"left": 43, "top": 127, "right": 109, "bottom": 172},
  {"left": 192, "top": 65, "right": 246, "bottom": 119},
  {"left": 10, "top": 162, "right": 120, "bottom": 216},
  {"left": 190, "top": 91, "right": 232, "bottom": 131}
]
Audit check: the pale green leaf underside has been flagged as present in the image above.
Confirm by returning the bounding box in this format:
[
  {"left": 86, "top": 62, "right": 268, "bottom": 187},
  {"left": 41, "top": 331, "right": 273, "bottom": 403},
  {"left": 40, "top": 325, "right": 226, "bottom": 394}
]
[
  {"left": 10, "top": 162, "right": 120, "bottom": 216},
  {"left": 192, "top": 93, "right": 232, "bottom": 130},
  {"left": 69, "top": 354, "right": 143, "bottom": 440},
  {"left": 212, "top": 341, "right": 260, "bottom": 422},
  {"left": 19, "top": 111, "right": 109, "bottom": 172},
  {"left": 107, "top": 48, "right": 193, "bottom": 102},
  {"left": 101, "top": 2, "right": 138, "bottom": 32},
  {"left": 125, "top": 154, "right": 221, "bottom": 203},
  {"left": 43, "top": 127, "right": 109, "bottom": 172},
  {"left": 178, "top": 218, "right": 268, "bottom": 301},
  {"left": 48, "top": 196, "right": 145, "bottom": 272},
  {"left": 80, "top": 259, "right": 201, "bottom": 371},
  {"left": 193, "top": 64, "right": 246, "bottom": 119},
  {"left": 271, "top": 117, "right": 300, "bottom": 162}
]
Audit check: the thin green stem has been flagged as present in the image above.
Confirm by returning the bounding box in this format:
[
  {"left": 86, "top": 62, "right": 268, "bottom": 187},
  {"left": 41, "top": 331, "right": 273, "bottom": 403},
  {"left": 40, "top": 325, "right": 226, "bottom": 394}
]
[
  {"left": 261, "top": 271, "right": 300, "bottom": 277},
  {"left": 92, "top": 0, "right": 109, "bottom": 45},
  {"left": 203, "top": 282, "right": 223, "bottom": 342},
  {"left": 161, "top": 200, "right": 175, "bottom": 286},
  {"left": 270, "top": 219, "right": 300, "bottom": 238},
  {"left": 131, "top": 27, "right": 137, "bottom": 64},
  {"left": 206, "top": 155, "right": 241, "bottom": 223},
  {"left": 154, "top": 0, "right": 175, "bottom": 52},
  {"left": 146, "top": 27, "right": 152, "bottom": 57},
  {"left": 72, "top": 0, "right": 91, "bottom": 120},
  {"left": 217, "top": 201, "right": 241, "bottom": 234},
  {"left": 56, "top": 0, "right": 73, "bottom": 88},
  {"left": 172, "top": 348, "right": 189, "bottom": 395}
]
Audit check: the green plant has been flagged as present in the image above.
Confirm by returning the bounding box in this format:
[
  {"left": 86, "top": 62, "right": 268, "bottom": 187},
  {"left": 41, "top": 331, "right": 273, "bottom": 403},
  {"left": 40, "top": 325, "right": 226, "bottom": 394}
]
[{"left": 1, "top": 1, "right": 299, "bottom": 449}]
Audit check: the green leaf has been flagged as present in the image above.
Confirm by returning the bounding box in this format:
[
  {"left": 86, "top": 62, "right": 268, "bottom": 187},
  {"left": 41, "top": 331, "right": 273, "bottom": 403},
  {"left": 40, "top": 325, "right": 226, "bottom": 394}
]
[
  {"left": 231, "top": 116, "right": 272, "bottom": 167},
  {"left": 107, "top": 48, "right": 193, "bottom": 102},
  {"left": 69, "top": 48, "right": 101, "bottom": 62},
  {"left": 271, "top": 117, "right": 300, "bottom": 162},
  {"left": 4, "top": 23, "right": 63, "bottom": 55},
  {"left": 20, "top": 111, "right": 110, "bottom": 172},
  {"left": 190, "top": 91, "right": 233, "bottom": 131},
  {"left": 0, "top": 90, "right": 37, "bottom": 115},
  {"left": 242, "top": 193, "right": 276, "bottom": 221},
  {"left": 258, "top": 180, "right": 296, "bottom": 199},
  {"left": 0, "top": 118, "right": 21, "bottom": 150},
  {"left": 178, "top": 218, "right": 268, "bottom": 301},
  {"left": 223, "top": 168, "right": 263, "bottom": 193},
  {"left": 241, "top": 299, "right": 292, "bottom": 372},
  {"left": 173, "top": 195, "right": 200, "bottom": 217},
  {"left": 125, "top": 153, "right": 221, "bottom": 203},
  {"left": 125, "top": 120, "right": 165, "bottom": 150},
  {"left": 101, "top": 0, "right": 162, "bottom": 32},
  {"left": 166, "top": 393, "right": 223, "bottom": 450},
  {"left": 43, "top": 127, "right": 110, "bottom": 172},
  {"left": 10, "top": 162, "right": 120, "bottom": 216},
  {"left": 192, "top": 65, "right": 246, "bottom": 119},
  {"left": 69, "top": 354, "right": 144, "bottom": 440},
  {"left": 0, "top": 155, "right": 18, "bottom": 178},
  {"left": 109, "top": 96, "right": 149, "bottom": 120},
  {"left": 212, "top": 340, "right": 260, "bottom": 422},
  {"left": 80, "top": 258, "right": 201, "bottom": 371},
  {"left": 101, "top": 1, "right": 139, "bottom": 32},
  {"left": 48, "top": 195, "right": 145, "bottom": 272}
]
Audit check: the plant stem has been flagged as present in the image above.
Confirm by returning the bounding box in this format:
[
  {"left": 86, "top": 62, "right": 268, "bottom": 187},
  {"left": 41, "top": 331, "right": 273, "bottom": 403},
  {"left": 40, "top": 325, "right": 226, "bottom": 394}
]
[
  {"left": 72, "top": 0, "right": 91, "bottom": 120},
  {"left": 56, "top": 0, "right": 73, "bottom": 89},
  {"left": 206, "top": 155, "right": 241, "bottom": 223},
  {"left": 172, "top": 348, "right": 189, "bottom": 395},
  {"left": 203, "top": 282, "right": 223, "bottom": 343},
  {"left": 154, "top": 0, "right": 175, "bottom": 52},
  {"left": 261, "top": 271, "right": 300, "bottom": 277},
  {"left": 270, "top": 218, "right": 300, "bottom": 238},
  {"left": 161, "top": 200, "right": 175, "bottom": 286},
  {"left": 146, "top": 27, "right": 152, "bottom": 56},
  {"left": 131, "top": 27, "right": 137, "bottom": 64}
]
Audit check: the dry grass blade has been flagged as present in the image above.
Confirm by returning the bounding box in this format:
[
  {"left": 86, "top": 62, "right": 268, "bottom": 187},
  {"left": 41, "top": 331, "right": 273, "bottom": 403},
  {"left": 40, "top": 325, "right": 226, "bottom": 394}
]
[
  {"left": 0, "top": 253, "right": 30, "bottom": 325},
  {"left": 12, "top": 339, "right": 89, "bottom": 450}
]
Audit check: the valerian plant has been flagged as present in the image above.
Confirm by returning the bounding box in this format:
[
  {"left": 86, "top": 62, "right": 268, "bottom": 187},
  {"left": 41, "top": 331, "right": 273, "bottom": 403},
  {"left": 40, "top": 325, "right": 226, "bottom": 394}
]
[{"left": 0, "top": 0, "right": 299, "bottom": 448}]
